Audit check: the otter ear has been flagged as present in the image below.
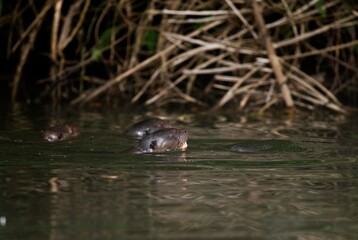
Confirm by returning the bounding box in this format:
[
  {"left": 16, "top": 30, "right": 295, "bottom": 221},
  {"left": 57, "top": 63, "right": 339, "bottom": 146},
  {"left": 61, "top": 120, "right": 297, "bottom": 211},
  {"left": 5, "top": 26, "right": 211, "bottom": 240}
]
[{"left": 149, "top": 140, "right": 157, "bottom": 150}]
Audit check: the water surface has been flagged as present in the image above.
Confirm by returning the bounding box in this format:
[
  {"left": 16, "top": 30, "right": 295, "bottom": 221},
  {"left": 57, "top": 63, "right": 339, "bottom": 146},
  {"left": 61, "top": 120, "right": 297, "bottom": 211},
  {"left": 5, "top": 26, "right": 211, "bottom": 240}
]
[{"left": 0, "top": 108, "right": 357, "bottom": 239}]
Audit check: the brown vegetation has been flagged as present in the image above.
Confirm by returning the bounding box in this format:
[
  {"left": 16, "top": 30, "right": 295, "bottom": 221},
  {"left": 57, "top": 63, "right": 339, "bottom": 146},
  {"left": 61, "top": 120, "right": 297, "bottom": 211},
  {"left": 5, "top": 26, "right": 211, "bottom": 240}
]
[{"left": 3, "top": 0, "right": 358, "bottom": 112}]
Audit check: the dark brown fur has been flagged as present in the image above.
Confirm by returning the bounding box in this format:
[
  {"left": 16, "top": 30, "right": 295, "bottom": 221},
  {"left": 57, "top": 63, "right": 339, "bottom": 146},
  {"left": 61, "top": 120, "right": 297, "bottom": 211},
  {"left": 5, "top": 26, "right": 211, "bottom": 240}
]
[
  {"left": 127, "top": 128, "right": 188, "bottom": 154},
  {"left": 42, "top": 125, "right": 80, "bottom": 142},
  {"left": 124, "top": 118, "right": 171, "bottom": 138}
]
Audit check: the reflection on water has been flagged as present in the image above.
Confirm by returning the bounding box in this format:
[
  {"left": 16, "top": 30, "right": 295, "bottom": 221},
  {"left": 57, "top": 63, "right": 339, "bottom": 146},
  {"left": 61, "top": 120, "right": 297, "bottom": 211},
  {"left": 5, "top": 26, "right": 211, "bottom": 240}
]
[{"left": 0, "top": 106, "right": 358, "bottom": 239}]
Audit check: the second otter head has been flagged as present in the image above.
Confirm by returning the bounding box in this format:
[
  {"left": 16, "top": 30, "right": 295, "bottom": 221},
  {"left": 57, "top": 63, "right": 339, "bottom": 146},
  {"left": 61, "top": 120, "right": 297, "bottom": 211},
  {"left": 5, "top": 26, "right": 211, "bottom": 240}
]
[
  {"left": 129, "top": 128, "right": 189, "bottom": 154},
  {"left": 124, "top": 118, "right": 172, "bottom": 138}
]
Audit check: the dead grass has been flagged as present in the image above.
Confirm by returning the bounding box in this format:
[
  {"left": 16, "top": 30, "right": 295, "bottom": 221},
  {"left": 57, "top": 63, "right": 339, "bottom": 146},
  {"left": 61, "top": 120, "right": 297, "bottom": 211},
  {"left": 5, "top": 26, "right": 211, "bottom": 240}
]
[{"left": 4, "top": 0, "right": 358, "bottom": 112}]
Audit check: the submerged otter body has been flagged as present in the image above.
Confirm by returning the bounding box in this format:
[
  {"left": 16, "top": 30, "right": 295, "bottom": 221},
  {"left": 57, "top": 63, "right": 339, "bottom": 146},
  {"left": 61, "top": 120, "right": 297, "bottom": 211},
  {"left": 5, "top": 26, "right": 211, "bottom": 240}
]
[
  {"left": 229, "top": 143, "right": 273, "bottom": 153},
  {"left": 127, "top": 128, "right": 188, "bottom": 154},
  {"left": 124, "top": 118, "right": 171, "bottom": 138},
  {"left": 229, "top": 140, "right": 305, "bottom": 153},
  {"left": 42, "top": 125, "right": 80, "bottom": 142}
]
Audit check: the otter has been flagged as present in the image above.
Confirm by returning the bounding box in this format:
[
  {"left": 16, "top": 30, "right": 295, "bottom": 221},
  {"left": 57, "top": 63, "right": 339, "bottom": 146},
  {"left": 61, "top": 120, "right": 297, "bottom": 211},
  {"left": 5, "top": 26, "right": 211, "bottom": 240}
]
[
  {"left": 126, "top": 128, "right": 188, "bottom": 154},
  {"left": 229, "top": 143, "right": 273, "bottom": 153},
  {"left": 229, "top": 140, "right": 305, "bottom": 153},
  {"left": 42, "top": 125, "right": 80, "bottom": 142},
  {"left": 124, "top": 118, "right": 172, "bottom": 138}
]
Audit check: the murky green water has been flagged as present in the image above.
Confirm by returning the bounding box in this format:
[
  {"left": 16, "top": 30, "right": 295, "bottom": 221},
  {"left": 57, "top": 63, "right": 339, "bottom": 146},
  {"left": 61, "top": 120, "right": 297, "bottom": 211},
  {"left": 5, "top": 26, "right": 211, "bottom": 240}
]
[{"left": 0, "top": 107, "right": 358, "bottom": 239}]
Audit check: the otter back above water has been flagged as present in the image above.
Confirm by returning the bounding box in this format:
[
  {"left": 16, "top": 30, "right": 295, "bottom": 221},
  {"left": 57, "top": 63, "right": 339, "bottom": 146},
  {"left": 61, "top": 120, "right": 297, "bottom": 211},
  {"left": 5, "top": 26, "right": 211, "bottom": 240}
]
[{"left": 229, "top": 139, "right": 306, "bottom": 153}]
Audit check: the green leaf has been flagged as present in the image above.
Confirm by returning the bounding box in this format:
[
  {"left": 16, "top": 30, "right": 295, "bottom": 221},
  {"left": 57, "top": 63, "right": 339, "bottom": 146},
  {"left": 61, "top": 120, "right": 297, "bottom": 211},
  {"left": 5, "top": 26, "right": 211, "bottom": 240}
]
[
  {"left": 91, "top": 49, "right": 102, "bottom": 61},
  {"left": 314, "top": 0, "right": 327, "bottom": 17},
  {"left": 91, "top": 27, "right": 116, "bottom": 61},
  {"left": 143, "top": 30, "right": 158, "bottom": 54},
  {"left": 98, "top": 27, "right": 115, "bottom": 49}
]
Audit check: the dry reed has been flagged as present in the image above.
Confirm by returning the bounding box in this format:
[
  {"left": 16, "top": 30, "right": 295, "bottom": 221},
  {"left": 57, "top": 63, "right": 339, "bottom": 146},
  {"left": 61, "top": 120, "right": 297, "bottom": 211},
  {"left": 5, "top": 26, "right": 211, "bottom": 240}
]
[{"left": 4, "top": 0, "right": 358, "bottom": 112}]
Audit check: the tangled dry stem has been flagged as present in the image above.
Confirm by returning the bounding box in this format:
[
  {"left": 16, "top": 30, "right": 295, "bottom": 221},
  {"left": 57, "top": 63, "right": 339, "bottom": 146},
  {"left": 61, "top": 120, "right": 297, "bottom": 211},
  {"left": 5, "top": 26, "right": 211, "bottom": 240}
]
[{"left": 7, "top": 0, "right": 358, "bottom": 112}]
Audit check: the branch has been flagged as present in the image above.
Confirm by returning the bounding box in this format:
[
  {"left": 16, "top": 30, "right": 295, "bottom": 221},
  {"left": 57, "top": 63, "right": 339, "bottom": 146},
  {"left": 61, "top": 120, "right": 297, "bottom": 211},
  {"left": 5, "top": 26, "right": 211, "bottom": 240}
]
[{"left": 251, "top": 0, "right": 294, "bottom": 108}]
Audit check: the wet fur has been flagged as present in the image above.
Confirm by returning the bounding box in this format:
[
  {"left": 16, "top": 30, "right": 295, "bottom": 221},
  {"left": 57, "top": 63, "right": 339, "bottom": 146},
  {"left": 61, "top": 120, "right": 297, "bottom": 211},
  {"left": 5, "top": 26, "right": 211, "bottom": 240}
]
[
  {"left": 124, "top": 118, "right": 171, "bottom": 138},
  {"left": 42, "top": 125, "right": 80, "bottom": 142},
  {"left": 127, "top": 128, "right": 188, "bottom": 154}
]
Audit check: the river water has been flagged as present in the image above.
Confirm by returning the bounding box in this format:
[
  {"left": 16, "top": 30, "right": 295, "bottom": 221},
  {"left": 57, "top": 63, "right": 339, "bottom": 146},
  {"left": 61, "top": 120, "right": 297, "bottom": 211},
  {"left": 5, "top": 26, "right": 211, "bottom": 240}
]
[{"left": 0, "top": 106, "right": 357, "bottom": 239}]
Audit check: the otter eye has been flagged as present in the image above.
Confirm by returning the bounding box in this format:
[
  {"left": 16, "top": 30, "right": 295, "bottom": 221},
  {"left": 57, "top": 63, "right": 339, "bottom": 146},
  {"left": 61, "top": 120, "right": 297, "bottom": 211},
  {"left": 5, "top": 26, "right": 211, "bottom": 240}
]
[
  {"left": 149, "top": 140, "right": 157, "bottom": 150},
  {"left": 58, "top": 133, "right": 63, "bottom": 140}
]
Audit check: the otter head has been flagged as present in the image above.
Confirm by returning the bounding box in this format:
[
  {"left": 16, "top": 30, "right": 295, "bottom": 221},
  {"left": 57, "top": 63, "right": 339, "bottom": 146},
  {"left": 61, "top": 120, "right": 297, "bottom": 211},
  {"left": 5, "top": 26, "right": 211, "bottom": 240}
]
[
  {"left": 131, "top": 128, "right": 188, "bottom": 154},
  {"left": 124, "top": 118, "right": 172, "bottom": 138},
  {"left": 42, "top": 125, "right": 80, "bottom": 142}
]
